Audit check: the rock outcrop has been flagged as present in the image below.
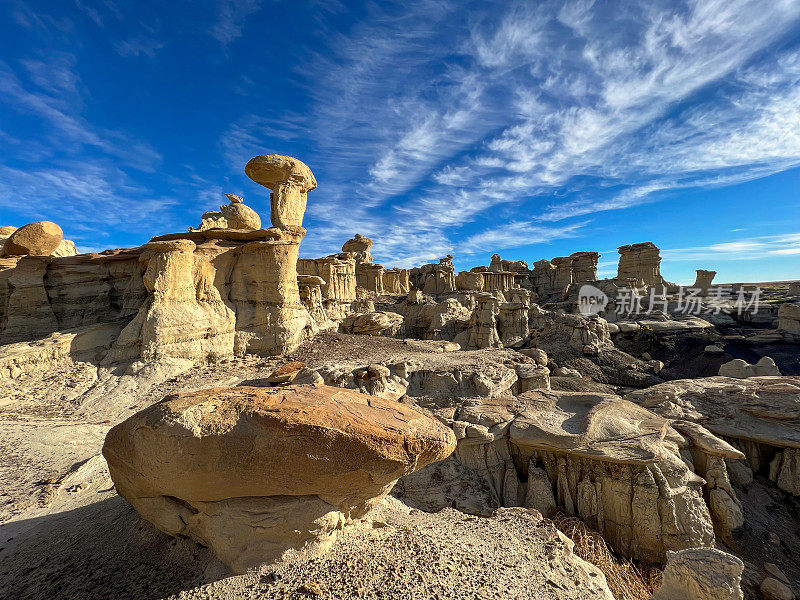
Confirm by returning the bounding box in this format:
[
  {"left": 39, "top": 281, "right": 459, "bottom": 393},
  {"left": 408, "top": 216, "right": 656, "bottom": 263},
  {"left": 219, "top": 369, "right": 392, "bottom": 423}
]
[
  {"left": 341, "top": 233, "right": 373, "bottom": 263},
  {"left": 341, "top": 311, "right": 404, "bottom": 336},
  {"left": 298, "top": 256, "right": 357, "bottom": 303},
  {"left": 652, "top": 547, "right": 744, "bottom": 600},
  {"left": 693, "top": 269, "right": 717, "bottom": 295},
  {"left": 1, "top": 221, "right": 64, "bottom": 257},
  {"left": 0, "top": 154, "right": 319, "bottom": 361},
  {"left": 382, "top": 268, "right": 410, "bottom": 294},
  {"left": 778, "top": 302, "right": 800, "bottom": 335},
  {"left": 191, "top": 194, "right": 262, "bottom": 231},
  {"left": 718, "top": 356, "right": 780, "bottom": 378},
  {"left": 626, "top": 376, "right": 800, "bottom": 496},
  {"left": 245, "top": 154, "right": 317, "bottom": 228},
  {"left": 102, "top": 384, "right": 455, "bottom": 573},
  {"left": 617, "top": 242, "right": 664, "bottom": 287},
  {"left": 401, "top": 390, "right": 716, "bottom": 563},
  {"left": 410, "top": 256, "right": 457, "bottom": 294}
]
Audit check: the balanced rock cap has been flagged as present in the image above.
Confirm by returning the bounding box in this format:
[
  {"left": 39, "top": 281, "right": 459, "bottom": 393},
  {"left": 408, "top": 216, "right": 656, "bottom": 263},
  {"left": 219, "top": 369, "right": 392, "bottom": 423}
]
[
  {"left": 1, "top": 221, "right": 63, "bottom": 256},
  {"left": 102, "top": 384, "right": 456, "bottom": 506},
  {"left": 245, "top": 154, "right": 317, "bottom": 192}
]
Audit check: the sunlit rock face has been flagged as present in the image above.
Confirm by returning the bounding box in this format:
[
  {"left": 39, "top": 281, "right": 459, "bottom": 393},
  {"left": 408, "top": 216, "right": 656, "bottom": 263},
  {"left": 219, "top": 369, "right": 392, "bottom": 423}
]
[
  {"left": 617, "top": 241, "right": 664, "bottom": 287},
  {"left": 0, "top": 154, "right": 319, "bottom": 362},
  {"left": 103, "top": 384, "right": 456, "bottom": 573}
]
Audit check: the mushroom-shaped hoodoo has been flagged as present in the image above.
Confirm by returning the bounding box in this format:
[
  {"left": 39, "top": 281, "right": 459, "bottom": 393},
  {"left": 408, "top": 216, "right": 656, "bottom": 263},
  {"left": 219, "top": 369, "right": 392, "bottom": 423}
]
[{"left": 245, "top": 154, "right": 317, "bottom": 228}]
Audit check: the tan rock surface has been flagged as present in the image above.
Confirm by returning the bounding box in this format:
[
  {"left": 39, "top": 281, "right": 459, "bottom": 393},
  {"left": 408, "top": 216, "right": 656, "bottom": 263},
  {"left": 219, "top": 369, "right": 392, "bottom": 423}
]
[
  {"left": 341, "top": 311, "right": 404, "bottom": 336},
  {"left": 652, "top": 547, "right": 744, "bottom": 600},
  {"left": 103, "top": 384, "right": 455, "bottom": 572},
  {"left": 1, "top": 221, "right": 63, "bottom": 257},
  {"left": 718, "top": 356, "right": 780, "bottom": 378},
  {"left": 415, "top": 390, "right": 717, "bottom": 562},
  {"left": 626, "top": 376, "right": 800, "bottom": 496},
  {"left": 221, "top": 194, "right": 261, "bottom": 229},
  {"left": 245, "top": 154, "right": 316, "bottom": 228}
]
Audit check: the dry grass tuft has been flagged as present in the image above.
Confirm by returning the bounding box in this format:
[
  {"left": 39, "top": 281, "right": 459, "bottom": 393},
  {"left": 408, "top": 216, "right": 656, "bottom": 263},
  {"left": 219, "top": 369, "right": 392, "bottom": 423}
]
[{"left": 552, "top": 512, "right": 662, "bottom": 600}]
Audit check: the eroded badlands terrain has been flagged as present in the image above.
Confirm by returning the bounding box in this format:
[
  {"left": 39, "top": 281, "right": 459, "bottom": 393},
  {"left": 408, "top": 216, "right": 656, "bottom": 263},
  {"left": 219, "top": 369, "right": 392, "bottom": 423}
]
[{"left": 1, "top": 154, "right": 799, "bottom": 600}]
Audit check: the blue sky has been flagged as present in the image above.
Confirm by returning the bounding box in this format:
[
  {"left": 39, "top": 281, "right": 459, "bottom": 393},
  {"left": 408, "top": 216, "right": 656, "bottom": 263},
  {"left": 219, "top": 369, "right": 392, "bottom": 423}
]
[{"left": 1, "top": 0, "right": 800, "bottom": 284}]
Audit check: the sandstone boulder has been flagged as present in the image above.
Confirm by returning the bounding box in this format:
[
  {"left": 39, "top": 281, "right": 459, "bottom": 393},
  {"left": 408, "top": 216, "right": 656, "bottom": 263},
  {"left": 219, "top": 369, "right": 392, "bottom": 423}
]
[
  {"left": 341, "top": 311, "right": 404, "bottom": 336},
  {"left": 341, "top": 234, "right": 372, "bottom": 253},
  {"left": 221, "top": 194, "right": 261, "bottom": 229},
  {"left": 760, "top": 578, "right": 795, "bottom": 600},
  {"left": 652, "top": 547, "right": 744, "bottom": 600},
  {"left": 245, "top": 154, "right": 317, "bottom": 228},
  {"left": 1, "top": 221, "right": 63, "bottom": 257},
  {"left": 718, "top": 356, "right": 780, "bottom": 378},
  {"left": 103, "top": 384, "right": 455, "bottom": 573}
]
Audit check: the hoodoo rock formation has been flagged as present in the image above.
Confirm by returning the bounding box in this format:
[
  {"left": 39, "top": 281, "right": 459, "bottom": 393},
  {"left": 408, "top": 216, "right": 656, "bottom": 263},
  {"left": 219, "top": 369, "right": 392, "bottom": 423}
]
[
  {"left": 399, "top": 389, "right": 717, "bottom": 563},
  {"left": 0, "top": 154, "right": 318, "bottom": 362},
  {"left": 245, "top": 154, "right": 317, "bottom": 228},
  {"left": 693, "top": 269, "right": 717, "bottom": 295},
  {"left": 617, "top": 241, "right": 665, "bottom": 287},
  {"left": 102, "top": 384, "right": 455, "bottom": 573},
  {"left": 3, "top": 150, "right": 800, "bottom": 600}
]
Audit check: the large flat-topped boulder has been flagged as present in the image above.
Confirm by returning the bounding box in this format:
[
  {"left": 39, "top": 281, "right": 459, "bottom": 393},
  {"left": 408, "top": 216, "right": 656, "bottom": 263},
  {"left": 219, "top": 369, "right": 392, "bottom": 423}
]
[
  {"left": 507, "top": 390, "right": 678, "bottom": 464},
  {"left": 103, "top": 384, "right": 455, "bottom": 572}
]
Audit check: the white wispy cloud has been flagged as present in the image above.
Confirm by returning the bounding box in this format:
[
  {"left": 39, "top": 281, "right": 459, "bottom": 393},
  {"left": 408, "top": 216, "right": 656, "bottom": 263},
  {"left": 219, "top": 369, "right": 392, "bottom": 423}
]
[
  {"left": 663, "top": 233, "right": 800, "bottom": 262},
  {"left": 210, "top": 0, "right": 264, "bottom": 46},
  {"left": 219, "top": 0, "right": 800, "bottom": 267},
  {"left": 115, "top": 36, "right": 164, "bottom": 59}
]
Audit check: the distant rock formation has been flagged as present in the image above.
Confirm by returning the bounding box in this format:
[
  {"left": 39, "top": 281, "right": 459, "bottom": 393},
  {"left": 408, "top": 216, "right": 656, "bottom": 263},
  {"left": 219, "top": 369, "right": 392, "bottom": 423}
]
[
  {"left": 778, "top": 302, "right": 800, "bottom": 335},
  {"left": 102, "top": 384, "right": 455, "bottom": 573},
  {"left": 693, "top": 269, "right": 717, "bottom": 295},
  {"left": 719, "top": 356, "right": 780, "bottom": 378},
  {"left": 191, "top": 193, "right": 261, "bottom": 231},
  {"left": 341, "top": 233, "right": 373, "bottom": 263},
  {"left": 411, "top": 255, "right": 457, "bottom": 294},
  {"left": 617, "top": 242, "right": 664, "bottom": 287}
]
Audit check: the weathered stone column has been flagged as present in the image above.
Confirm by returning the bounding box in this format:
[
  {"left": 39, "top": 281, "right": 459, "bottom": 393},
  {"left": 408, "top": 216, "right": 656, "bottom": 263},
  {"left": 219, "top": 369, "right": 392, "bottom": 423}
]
[
  {"left": 693, "top": 269, "right": 717, "bottom": 295},
  {"left": 569, "top": 251, "right": 599, "bottom": 283},
  {"left": 617, "top": 242, "right": 664, "bottom": 287},
  {"left": 382, "top": 268, "right": 410, "bottom": 294},
  {"left": 551, "top": 256, "right": 574, "bottom": 290},
  {"left": 229, "top": 229, "right": 312, "bottom": 356},
  {"left": 245, "top": 154, "right": 317, "bottom": 228},
  {"left": 121, "top": 239, "right": 236, "bottom": 362}
]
